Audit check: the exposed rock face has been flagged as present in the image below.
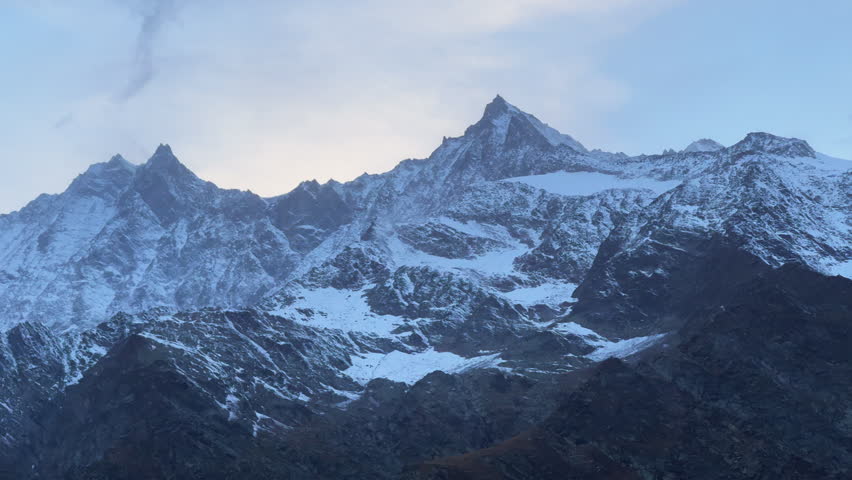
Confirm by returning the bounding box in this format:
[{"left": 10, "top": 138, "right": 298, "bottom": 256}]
[
  {"left": 0, "top": 96, "right": 850, "bottom": 478},
  {"left": 573, "top": 141, "right": 851, "bottom": 336},
  {"left": 408, "top": 266, "right": 852, "bottom": 480},
  {"left": 0, "top": 145, "right": 300, "bottom": 331},
  {"left": 2, "top": 97, "right": 848, "bottom": 335},
  {"left": 397, "top": 222, "right": 506, "bottom": 260},
  {"left": 270, "top": 179, "right": 355, "bottom": 253}
]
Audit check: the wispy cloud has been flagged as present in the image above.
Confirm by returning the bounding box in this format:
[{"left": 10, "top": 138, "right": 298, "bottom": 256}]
[
  {"left": 53, "top": 113, "right": 74, "bottom": 129},
  {"left": 115, "top": 0, "right": 176, "bottom": 101}
]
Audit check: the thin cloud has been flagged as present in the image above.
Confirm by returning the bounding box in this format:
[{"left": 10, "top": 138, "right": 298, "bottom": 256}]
[
  {"left": 115, "top": 0, "right": 176, "bottom": 102},
  {"left": 53, "top": 113, "right": 74, "bottom": 129}
]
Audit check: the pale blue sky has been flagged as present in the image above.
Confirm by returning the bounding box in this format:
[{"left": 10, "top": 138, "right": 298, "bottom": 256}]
[{"left": 1, "top": 0, "right": 850, "bottom": 213}]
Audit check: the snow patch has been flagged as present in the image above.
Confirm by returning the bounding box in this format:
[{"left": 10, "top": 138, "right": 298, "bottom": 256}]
[
  {"left": 502, "top": 171, "right": 681, "bottom": 197},
  {"left": 503, "top": 282, "right": 578, "bottom": 308},
  {"left": 552, "top": 321, "right": 605, "bottom": 339},
  {"left": 268, "top": 286, "right": 406, "bottom": 336},
  {"left": 551, "top": 321, "right": 666, "bottom": 361},
  {"left": 344, "top": 348, "right": 503, "bottom": 385},
  {"left": 387, "top": 229, "right": 529, "bottom": 277},
  {"left": 586, "top": 333, "right": 667, "bottom": 361},
  {"left": 225, "top": 394, "right": 239, "bottom": 421},
  {"left": 829, "top": 260, "right": 852, "bottom": 280},
  {"left": 252, "top": 411, "right": 291, "bottom": 437},
  {"left": 807, "top": 153, "right": 852, "bottom": 172}
]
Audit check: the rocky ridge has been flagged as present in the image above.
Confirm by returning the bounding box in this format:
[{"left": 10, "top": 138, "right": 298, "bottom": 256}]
[{"left": 0, "top": 96, "right": 850, "bottom": 478}]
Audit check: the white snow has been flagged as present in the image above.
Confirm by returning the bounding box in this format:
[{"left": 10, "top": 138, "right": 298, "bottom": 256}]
[
  {"left": 224, "top": 393, "right": 239, "bottom": 421},
  {"left": 502, "top": 282, "right": 578, "bottom": 308},
  {"left": 137, "top": 331, "right": 232, "bottom": 380},
  {"left": 343, "top": 348, "right": 503, "bottom": 385},
  {"left": 522, "top": 113, "right": 587, "bottom": 152},
  {"left": 323, "top": 384, "right": 361, "bottom": 402},
  {"left": 502, "top": 171, "right": 681, "bottom": 197},
  {"left": 806, "top": 153, "right": 852, "bottom": 172},
  {"left": 382, "top": 218, "right": 539, "bottom": 281},
  {"left": 386, "top": 231, "right": 529, "bottom": 277},
  {"left": 829, "top": 260, "right": 852, "bottom": 280},
  {"left": 682, "top": 138, "right": 724, "bottom": 153},
  {"left": 586, "top": 333, "right": 667, "bottom": 361},
  {"left": 252, "top": 411, "right": 291, "bottom": 437},
  {"left": 492, "top": 98, "right": 586, "bottom": 152},
  {"left": 220, "top": 316, "right": 291, "bottom": 380},
  {"left": 268, "top": 286, "right": 406, "bottom": 336},
  {"left": 252, "top": 377, "right": 299, "bottom": 401},
  {"left": 551, "top": 321, "right": 605, "bottom": 339},
  {"left": 550, "top": 321, "right": 666, "bottom": 361}
]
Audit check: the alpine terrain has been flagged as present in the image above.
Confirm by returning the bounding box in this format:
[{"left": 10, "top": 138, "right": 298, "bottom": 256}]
[{"left": 0, "top": 96, "right": 850, "bottom": 479}]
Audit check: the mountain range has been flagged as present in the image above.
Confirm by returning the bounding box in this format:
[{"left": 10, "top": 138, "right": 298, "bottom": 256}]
[{"left": 1, "top": 96, "right": 850, "bottom": 479}]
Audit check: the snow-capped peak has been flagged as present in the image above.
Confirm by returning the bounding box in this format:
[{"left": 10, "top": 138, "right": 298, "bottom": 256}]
[
  {"left": 729, "top": 132, "right": 815, "bottom": 158},
  {"left": 107, "top": 154, "right": 135, "bottom": 169},
  {"left": 468, "top": 95, "right": 586, "bottom": 152},
  {"left": 682, "top": 138, "right": 724, "bottom": 153},
  {"left": 66, "top": 154, "right": 137, "bottom": 198}
]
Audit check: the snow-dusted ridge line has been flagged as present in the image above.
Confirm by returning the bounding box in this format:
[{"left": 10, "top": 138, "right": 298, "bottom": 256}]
[
  {"left": 1, "top": 94, "right": 850, "bottom": 332},
  {"left": 1, "top": 95, "right": 851, "bottom": 453}
]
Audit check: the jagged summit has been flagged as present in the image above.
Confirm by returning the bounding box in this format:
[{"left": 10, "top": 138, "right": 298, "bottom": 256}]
[
  {"left": 67, "top": 154, "right": 137, "bottom": 198},
  {"left": 466, "top": 94, "right": 526, "bottom": 135},
  {"left": 81, "top": 154, "right": 135, "bottom": 175},
  {"left": 729, "top": 132, "right": 815, "bottom": 158},
  {"left": 137, "top": 143, "right": 202, "bottom": 185},
  {"left": 682, "top": 138, "right": 724, "bottom": 153},
  {"left": 145, "top": 143, "right": 181, "bottom": 167},
  {"left": 106, "top": 154, "right": 135, "bottom": 169},
  {"left": 480, "top": 94, "right": 512, "bottom": 120},
  {"left": 154, "top": 143, "right": 173, "bottom": 156},
  {"left": 132, "top": 144, "right": 211, "bottom": 225},
  {"left": 466, "top": 95, "right": 586, "bottom": 153}
]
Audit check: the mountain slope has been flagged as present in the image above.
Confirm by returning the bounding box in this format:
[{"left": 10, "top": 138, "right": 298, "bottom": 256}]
[
  {"left": 408, "top": 265, "right": 852, "bottom": 480},
  {"left": 572, "top": 133, "right": 852, "bottom": 335},
  {"left": 0, "top": 96, "right": 850, "bottom": 478}
]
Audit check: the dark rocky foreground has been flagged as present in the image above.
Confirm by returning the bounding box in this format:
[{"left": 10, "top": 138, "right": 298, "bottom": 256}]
[{"left": 408, "top": 265, "right": 852, "bottom": 480}]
